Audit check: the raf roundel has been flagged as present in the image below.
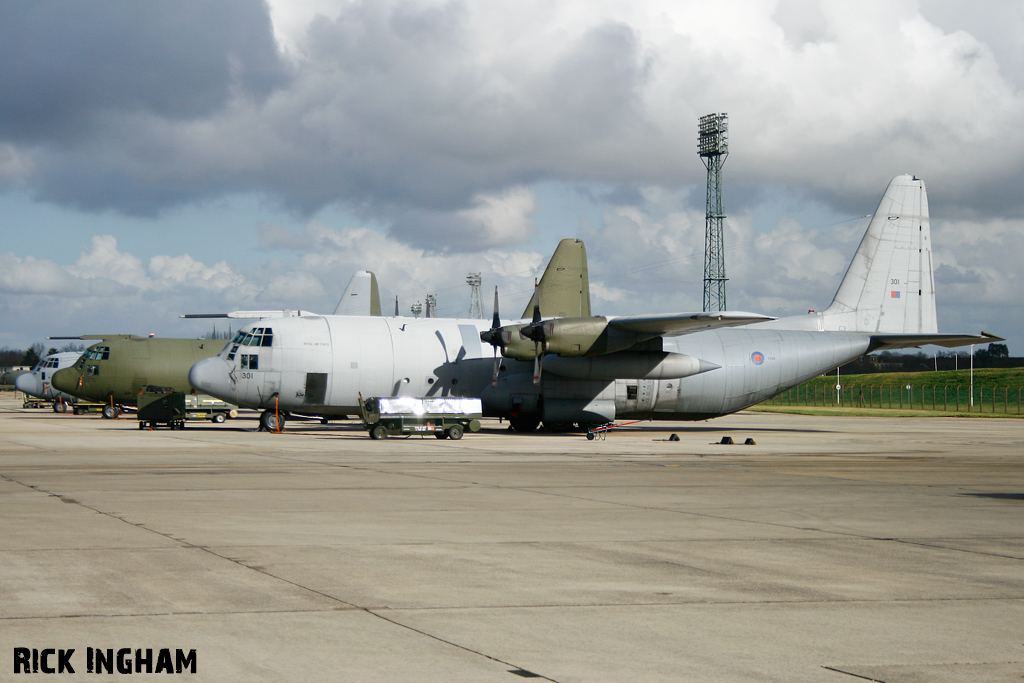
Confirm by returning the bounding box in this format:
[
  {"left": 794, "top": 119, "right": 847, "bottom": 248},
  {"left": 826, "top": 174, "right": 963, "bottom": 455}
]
[{"left": 751, "top": 351, "right": 765, "bottom": 366}]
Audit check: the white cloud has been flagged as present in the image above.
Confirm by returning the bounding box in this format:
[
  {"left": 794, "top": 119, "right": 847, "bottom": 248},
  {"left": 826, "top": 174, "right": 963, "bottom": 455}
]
[
  {"left": 456, "top": 185, "right": 538, "bottom": 248},
  {"left": 70, "top": 235, "right": 147, "bottom": 286}
]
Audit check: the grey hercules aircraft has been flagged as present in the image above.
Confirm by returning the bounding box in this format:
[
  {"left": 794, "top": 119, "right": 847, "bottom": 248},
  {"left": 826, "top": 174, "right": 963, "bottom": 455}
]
[
  {"left": 190, "top": 175, "right": 1001, "bottom": 432},
  {"left": 14, "top": 351, "right": 84, "bottom": 410}
]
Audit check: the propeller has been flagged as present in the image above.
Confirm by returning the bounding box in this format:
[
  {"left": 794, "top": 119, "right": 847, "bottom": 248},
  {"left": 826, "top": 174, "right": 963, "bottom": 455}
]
[
  {"left": 524, "top": 280, "right": 544, "bottom": 385},
  {"left": 480, "top": 287, "right": 502, "bottom": 387}
]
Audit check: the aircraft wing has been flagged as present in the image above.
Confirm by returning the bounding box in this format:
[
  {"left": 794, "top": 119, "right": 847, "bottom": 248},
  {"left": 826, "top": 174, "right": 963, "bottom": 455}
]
[
  {"left": 607, "top": 311, "right": 776, "bottom": 336},
  {"left": 868, "top": 331, "right": 1004, "bottom": 351},
  {"left": 180, "top": 310, "right": 318, "bottom": 320}
]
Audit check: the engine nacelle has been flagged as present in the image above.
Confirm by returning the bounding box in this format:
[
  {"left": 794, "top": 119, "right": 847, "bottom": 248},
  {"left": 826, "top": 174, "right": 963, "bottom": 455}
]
[
  {"left": 498, "top": 324, "right": 539, "bottom": 360},
  {"left": 537, "top": 317, "right": 610, "bottom": 356}
]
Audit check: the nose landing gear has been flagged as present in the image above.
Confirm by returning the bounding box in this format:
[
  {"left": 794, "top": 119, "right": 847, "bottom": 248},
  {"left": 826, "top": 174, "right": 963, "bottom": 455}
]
[{"left": 259, "top": 409, "right": 287, "bottom": 432}]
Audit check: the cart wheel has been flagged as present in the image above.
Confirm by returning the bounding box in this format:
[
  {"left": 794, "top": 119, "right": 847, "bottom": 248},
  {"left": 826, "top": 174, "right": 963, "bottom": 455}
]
[
  {"left": 434, "top": 431, "right": 447, "bottom": 439},
  {"left": 212, "top": 413, "right": 226, "bottom": 424},
  {"left": 586, "top": 432, "right": 595, "bottom": 441},
  {"left": 370, "top": 424, "right": 388, "bottom": 440},
  {"left": 447, "top": 424, "right": 464, "bottom": 440},
  {"left": 73, "top": 407, "right": 82, "bottom": 415}
]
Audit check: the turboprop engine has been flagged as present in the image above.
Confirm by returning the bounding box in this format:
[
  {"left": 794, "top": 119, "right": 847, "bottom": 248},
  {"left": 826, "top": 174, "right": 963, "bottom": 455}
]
[{"left": 492, "top": 316, "right": 654, "bottom": 361}]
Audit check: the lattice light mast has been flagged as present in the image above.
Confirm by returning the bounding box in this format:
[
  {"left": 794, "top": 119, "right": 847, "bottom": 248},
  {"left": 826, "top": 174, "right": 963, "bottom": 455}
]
[
  {"left": 467, "top": 273, "right": 484, "bottom": 319},
  {"left": 698, "top": 113, "right": 729, "bottom": 312}
]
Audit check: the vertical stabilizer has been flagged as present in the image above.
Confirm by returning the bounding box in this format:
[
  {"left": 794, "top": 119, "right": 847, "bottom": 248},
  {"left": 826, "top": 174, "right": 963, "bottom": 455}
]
[
  {"left": 334, "top": 271, "right": 382, "bottom": 316},
  {"left": 822, "top": 175, "right": 937, "bottom": 334},
  {"left": 521, "top": 239, "right": 591, "bottom": 318}
]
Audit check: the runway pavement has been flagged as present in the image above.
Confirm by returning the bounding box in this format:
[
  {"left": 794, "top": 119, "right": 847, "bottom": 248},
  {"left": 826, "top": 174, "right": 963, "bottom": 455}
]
[{"left": 1, "top": 394, "right": 1022, "bottom": 681}]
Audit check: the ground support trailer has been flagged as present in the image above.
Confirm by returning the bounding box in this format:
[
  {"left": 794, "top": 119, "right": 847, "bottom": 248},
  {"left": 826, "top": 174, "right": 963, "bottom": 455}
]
[
  {"left": 137, "top": 387, "right": 237, "bottom": 429},
  {"left": 360, "top": 396, "right": 482, "bottom": 440}
]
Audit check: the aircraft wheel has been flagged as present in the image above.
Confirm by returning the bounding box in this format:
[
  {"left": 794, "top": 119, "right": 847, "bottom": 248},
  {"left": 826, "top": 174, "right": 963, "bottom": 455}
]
[
  {"left": 52, "top": 402, "right": 62, "bottom": 413},
  {"left": 102, "top": 405, "right": 120, "bottom": 420},
  {"left": 434, "top": 432, "right": 448, "bottom": 439},
  {"left": 508, "top": 417, "right": 540, "bottom": 433},
  {"left": 370, "top": 424, "right": 388, "bottom": 440},
  {"left": 260, "top": 410, "right": 285, "bottom": 432},
  {"left": 447, "top": 424, "right": 464, "bottom": 440},
  {"left": 212, "top": 413, "right": 226, "bottom": 424},
  {"left": 542, "top": 421, "right": 574, "bottom": 433}
]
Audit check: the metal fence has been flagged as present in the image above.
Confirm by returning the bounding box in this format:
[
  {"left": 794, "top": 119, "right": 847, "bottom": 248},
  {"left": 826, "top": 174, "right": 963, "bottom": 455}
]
[{"left": 764, "top": 384, "right": 1024, "bottom": 414}]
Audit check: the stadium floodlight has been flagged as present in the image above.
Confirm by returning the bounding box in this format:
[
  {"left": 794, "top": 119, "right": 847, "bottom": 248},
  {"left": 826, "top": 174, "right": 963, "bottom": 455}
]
[{"left": 698, "top": 113, "right": 729, "bottom": 312}]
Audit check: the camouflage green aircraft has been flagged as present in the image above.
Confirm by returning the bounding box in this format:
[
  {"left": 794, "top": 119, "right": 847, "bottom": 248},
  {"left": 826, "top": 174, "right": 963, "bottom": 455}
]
[{"left": 51, "top": 336, "right": 223, "bottom": 418}]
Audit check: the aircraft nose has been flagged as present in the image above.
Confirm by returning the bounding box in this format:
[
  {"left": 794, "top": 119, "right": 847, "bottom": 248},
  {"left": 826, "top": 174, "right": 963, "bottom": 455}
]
[
  {"left": 51, "top": 368, "right": 78, "bottom": 394},
  {"left": 14, "top": 373, "right": 39, "bottom": 395},
  {"left": 189, "top": 356, "right": 234, "bottom": 400}
]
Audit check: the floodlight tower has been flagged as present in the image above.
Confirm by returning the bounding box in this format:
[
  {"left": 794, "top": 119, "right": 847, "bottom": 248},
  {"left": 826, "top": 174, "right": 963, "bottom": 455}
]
[
  {"left": 698, "top": 113, "right": 729, "bottom": 312},
  {"left": 424, "top": 294, "right": 437, "bottom": 318},
  {"left": 467, "top": 273, "right": 484, "bottom": 318}
]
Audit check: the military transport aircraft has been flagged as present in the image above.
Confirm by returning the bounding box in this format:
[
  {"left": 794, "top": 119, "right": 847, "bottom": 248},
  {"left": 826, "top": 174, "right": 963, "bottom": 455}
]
[
  {"left": 51, "top": 336, "right": 225, "bottom": 418},
  {"left": 190, "top": 175, "right": 1001, "bottom": 433},
  {"left": 14, "top": 351, "right": 84, "bottom": 411},
  {"left": 50, "top": 271, "right": 386, "bottom": 419}
]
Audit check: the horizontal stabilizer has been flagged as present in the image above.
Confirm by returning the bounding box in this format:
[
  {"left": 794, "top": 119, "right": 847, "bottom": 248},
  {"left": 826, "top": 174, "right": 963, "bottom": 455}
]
[
  {"left": 48, "top": 335, "right": 130, "bottom": 341},
  {"left": 868, "top": 331, "right": 1004, "bottom": 352},
  {"left": 180, "top": 310, "right": 317, "bottom": 320},
  {"left": 608, "top": 311, "right": 775, "bottom": 336}
]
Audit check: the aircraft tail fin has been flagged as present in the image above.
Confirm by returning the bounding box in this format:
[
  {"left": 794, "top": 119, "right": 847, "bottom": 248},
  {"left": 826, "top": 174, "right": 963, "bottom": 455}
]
[
  {"left": 821, "top": 175, "right": 937, "bottom": 334},
  {"left": 334, "top": 271, "right": 382, "bottom": 316},
  {"left": 521, "top": 239, "right": 591, "bottom": 318}
]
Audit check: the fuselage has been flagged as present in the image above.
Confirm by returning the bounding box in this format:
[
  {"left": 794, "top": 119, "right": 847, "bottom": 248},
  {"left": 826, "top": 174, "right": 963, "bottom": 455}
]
[
  {"left": 14, "top": 352, "right": 83, "bottom": 402},
  {"left": 52, "top": 337, "right": 223, "bottom": 406},
  {"left": 189, "top": 314, "right": 873, "bottom": 423}
]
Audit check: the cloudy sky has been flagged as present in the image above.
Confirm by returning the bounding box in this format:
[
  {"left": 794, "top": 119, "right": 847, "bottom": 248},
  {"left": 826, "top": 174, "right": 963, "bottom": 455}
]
[{"left": 2, "top": 0, "right": 1022, "bottom": 353}]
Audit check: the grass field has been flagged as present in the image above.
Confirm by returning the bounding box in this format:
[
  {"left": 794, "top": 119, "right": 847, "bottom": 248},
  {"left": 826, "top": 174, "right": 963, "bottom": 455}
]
[{"left": 754, "top": 367, "right": 1024, "bottom": 417}]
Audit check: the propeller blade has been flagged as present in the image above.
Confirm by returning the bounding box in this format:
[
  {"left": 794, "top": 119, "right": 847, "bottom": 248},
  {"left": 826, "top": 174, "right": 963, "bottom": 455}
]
[
  {"left": 491, "top": 287, "right": 500, "bottom": 330},
  {"left": 492, "top": 352, "right": 500, "bottom": 388},
  {"left": 532, "top": 340, "right": 542, "bottom": 385},
  {"left": 531, "top": 279, "right": 541, "bottom": 325},
  {"left": 481, "top": 287, "right": 503, "bottom": 348}
]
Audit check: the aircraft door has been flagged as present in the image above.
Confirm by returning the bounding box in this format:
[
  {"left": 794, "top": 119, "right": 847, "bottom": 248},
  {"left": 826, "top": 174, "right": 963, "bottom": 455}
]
[
  {"left": 615, "top": 379, "right": 656, "bottom": 416},
  {"left": 304, "top": 373, "right": 328, "bottom": 406},
  {"left": 637, "top": 379, "right": 656, "bottom": 412}
]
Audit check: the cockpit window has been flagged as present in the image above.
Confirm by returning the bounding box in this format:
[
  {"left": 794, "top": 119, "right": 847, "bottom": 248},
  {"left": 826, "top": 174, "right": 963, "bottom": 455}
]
[
  {"left": 83, "top": 347, "right": 110, "bottom": 361},
  {"left": 261, "top": 328, "right": 273, "bottom": 346},
  {"left": 226, "top": 344, "right": 239, "bottom": 361}
]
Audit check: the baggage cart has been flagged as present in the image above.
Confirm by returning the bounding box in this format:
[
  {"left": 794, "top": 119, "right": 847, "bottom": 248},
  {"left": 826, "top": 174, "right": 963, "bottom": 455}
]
[{"left": 359, "top": 396, "right": 482, "bottom": 440}]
